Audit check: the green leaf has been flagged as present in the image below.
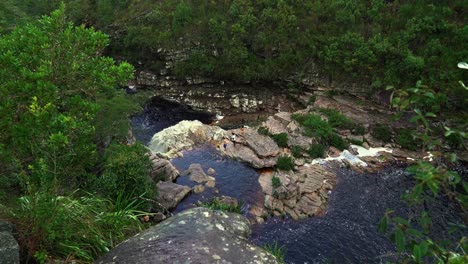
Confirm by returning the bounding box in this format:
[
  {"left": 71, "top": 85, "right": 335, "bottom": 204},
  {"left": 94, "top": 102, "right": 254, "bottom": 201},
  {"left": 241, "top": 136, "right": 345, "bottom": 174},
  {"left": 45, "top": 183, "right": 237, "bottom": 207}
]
[
  {"left": 425, "top": 112, "right": 436, "bottom": 117},
  {"left": 413, "top": 244, "right": 422, "bottom": 263},
  {"left": 392, "top": 217, "right": 409, "bottom": 226},
  {"left": 378, "top": 215, "right": 388, "bottom": 233},
  {"left": 419, "top": 241, "right": 428, "bottom": 256},
  {"left": 395, "top": 228, "right": 406, "bottom": 252}
]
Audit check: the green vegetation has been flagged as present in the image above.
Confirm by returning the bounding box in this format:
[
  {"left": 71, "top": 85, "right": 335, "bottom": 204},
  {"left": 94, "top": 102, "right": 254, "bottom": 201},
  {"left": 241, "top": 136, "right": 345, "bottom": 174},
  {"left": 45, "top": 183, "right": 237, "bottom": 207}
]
[
  {"left": 320, "top": 109, "right": 355, "bottom": 130},
  {"left": 272, "top": 133, "right": 288, "bottom": 148},
  {"left": 291, "top": 145, "right": 304, "bottom": 158},
  {"left": 200, "top": 198, "right": 241, "bottom": 214},
  {"left": 372, "top": 124, "right": 392, "bottom": 142},
  {"left": 271, "top": 176, "right": 281, "bottom": 189},
  {"left": 258, "top": 126, "right": 270, "bottom": 136},
  {"left": 379, "top": 78, "right": 467, "bottom": 263},
  {"left": 0, "top": 7, "right": 156, "bottom": 262},
  {"left": 307, "top": 144, "right": 326, "bottom": 159},
  {"left": 276, "top": 156, "right": 295, "bottom": 171},
  {"left": 396, "top": 129, "right": 420, "bottom": 151},
  {"left": 263, "top": 241, "right": 287, "bottom": 264},
  {"left": 292, "top": 113, "right": 349, "bottom": 150}
]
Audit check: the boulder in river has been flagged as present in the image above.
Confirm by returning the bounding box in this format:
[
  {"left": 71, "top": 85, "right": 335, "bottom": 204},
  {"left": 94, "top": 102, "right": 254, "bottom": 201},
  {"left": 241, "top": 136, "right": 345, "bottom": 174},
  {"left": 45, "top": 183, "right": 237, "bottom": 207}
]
[
  {"left": 184, "top": 163, "right": 216, "bottom": 183},
  {"left": 149, "top": 154, "right": 179, "bottom": 182},
  {"left": 155, "top": 181, "right": 191, "bottom": 210},
  {"left": 96, "top": 208, "right": 279, "bottom": 264}
]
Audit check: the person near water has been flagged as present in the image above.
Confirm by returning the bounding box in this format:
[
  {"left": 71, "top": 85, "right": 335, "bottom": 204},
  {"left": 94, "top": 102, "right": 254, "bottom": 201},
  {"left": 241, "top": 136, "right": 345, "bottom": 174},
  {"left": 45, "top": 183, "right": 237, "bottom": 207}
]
[{"left": 223, "top": 138, "right": 229, "bottom": 150}]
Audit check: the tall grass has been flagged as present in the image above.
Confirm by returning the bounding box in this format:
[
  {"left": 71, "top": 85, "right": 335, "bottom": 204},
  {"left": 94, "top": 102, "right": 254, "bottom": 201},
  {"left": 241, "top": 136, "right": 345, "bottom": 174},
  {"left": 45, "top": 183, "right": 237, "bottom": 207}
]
[
  {"left": 5, "top": 191, "right": 147, "bottom": 262},
  {"left": 263, "top": 241, "right": 287, "bottom": 264}
]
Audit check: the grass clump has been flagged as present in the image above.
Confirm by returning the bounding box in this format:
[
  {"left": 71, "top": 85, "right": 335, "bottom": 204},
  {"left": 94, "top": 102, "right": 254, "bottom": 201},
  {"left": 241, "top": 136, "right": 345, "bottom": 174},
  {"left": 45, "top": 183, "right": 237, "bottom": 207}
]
[
  {"left": 272, "top": 133, "right": 288, "bottom": 148},
  {"left": 291, "top": 145, "right": 304, "bottom": 158},
  {"left": 307, "top": 144, "right": 326, "bottom": 158},
  {"left": 258, "top": 126, "right": 270, "bottom": 135},
  {"left": 276, "top": 156, "right": 295, "bottom": 171},
  {"left": 319, "top": 108, "right": 355, "bottom": 130},
  {"left": 329, "top": 133, "right": 348, "bottom": 150},
  {"left": 200, "top": 198, "right": 241, "bottom": 213},
  {"left": 263, "top": 241, "right": 287, "bottom": 264},
  {"left": 272, "top": 176, "right": 281, "bottom": 188},
  {"left": 372, "top": 124, "right": 392, "bottom": 142},
  {"left": 353, "top": 124, "right": 366, "bottom": 135},
  {"left": 7, "top": 191, "right": 146, "bottom": 262}
]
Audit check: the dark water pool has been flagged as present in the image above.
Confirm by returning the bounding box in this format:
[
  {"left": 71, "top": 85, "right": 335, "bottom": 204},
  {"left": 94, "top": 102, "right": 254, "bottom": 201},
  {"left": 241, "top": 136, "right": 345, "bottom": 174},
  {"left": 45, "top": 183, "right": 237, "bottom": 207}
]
[
  {"left": 130, "top": 96, "right": 465, "bottom": 264},
  {"left": 170, "top": 145, "right": 264, "bottom": 216}
]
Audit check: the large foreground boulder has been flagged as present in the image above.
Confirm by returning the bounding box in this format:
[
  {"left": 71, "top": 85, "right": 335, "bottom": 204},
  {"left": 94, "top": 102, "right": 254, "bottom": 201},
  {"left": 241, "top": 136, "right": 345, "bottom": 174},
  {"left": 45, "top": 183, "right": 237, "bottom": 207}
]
[
  {"left": 96, "top": 208, "right": 278, "bottom": 264},
  {"left": 0, "top": 220, "right": 19, "bottom": 264}
]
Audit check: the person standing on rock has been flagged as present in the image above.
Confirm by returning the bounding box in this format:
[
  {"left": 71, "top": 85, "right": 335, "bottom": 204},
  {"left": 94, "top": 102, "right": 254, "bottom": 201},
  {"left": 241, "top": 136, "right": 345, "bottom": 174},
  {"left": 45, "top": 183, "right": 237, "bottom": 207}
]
[
  {"left": 223, "top": 138, "right": 229, "bottom": 151},
  {"left": 230, "top": 133, "right": 237, "bottom": 146}
]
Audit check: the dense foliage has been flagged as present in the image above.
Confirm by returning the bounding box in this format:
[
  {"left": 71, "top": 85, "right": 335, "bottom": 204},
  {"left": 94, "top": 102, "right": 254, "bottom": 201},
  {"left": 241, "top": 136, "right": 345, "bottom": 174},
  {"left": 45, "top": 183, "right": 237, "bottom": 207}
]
[{"left": 0, "top": 6, "right": 155, "bottom": 262}]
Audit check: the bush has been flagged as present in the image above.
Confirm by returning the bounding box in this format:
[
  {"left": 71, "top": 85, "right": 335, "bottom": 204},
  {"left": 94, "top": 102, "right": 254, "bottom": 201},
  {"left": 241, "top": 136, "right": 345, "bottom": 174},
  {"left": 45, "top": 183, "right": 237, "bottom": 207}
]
[
  {"left": 7, "top": 191, "right": 146, "bottom": 262},
  {"left": 353, "top": 124, "right": 366, "bottom": 135},
  {"left": 96, "top": 143, "right": 154, "bottom": 201},
  {"left": 272, "top": 176, "right": 281, "bottom": 188},
  {"left": 258, "top": 126, "right": 270, "bottom": 135},
  {"left": 308, "top": 144, "right": 326, "bottom": 159},
  {"left": 329, "top": 133, "right": 348, "bottom": 150},
  {"left": 372, "top": 124, "right": 392, "bottom": 142},
  {"left": 396, "top": 129, "right": 419, "bottom": 151},
  {"left": 320, "top": 109, "right": 355, "bottom": 130},
  {"left": 300, "top": 114, "right": 334, "bottom": 140},
  {"left": 272, "top": 133, "right": 288, "bottom": 148},
  {"left": 276, "top": 156, "right": 295, "bottom": 171},
  {"left": 291, "top": 145, "right": 304, "bottom": 158}
]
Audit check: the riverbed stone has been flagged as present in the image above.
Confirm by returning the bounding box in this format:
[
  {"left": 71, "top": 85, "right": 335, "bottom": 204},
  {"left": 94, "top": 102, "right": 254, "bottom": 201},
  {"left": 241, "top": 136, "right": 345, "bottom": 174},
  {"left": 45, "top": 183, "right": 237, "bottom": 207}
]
[
  {"left": 96, "top": 208, "right": 279, "bottom": 264},
  {"left": 155, "top": 181, "right": 191, "bottom": 209},
  {"left": 193, "top": 184, "right": 205, "bottom": 194},
  {"left": 185, "top": 163, "right": 215, "bottom": 183},
  {"left": 0, "top": 220, "right": 19, "bottom": 264}
]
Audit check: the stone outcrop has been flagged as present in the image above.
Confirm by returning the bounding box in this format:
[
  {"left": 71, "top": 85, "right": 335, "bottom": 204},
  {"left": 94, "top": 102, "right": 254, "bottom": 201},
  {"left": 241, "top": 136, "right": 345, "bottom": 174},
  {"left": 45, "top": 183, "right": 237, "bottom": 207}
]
[
  {"left": 155, "top": 181, "right": 191, "bottom": 210},
  {"left": 259, "top": 164, "right": 336, "bottom": 219},
  {"left": 263, "top": 112, "right": 314, "bottom": 150},
  {"left": 96, "top": 208, "right": 279, "bottom": 264},
  {"left": 0, "top": 220, "right": 19, "bottom": 264},
  {"left": 149, "top": 154, "right": 179, "bottom": 182},
  {"left": 224, "top": 127, "right": 281, "bottom": 168},
  {"left": 149, "top": 120, "right": 225, "bottom": 158}
]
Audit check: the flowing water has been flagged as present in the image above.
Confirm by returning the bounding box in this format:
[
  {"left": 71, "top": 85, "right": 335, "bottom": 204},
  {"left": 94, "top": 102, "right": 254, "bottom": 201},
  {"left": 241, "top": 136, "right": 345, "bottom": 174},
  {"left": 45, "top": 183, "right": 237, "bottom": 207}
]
[{"left": 131, "top": 96, "right": 466, "bottom": 264}]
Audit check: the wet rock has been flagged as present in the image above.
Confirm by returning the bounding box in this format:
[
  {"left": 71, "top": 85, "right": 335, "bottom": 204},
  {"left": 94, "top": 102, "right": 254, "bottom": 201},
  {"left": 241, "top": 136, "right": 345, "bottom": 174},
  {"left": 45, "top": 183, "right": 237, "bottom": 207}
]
[
  {"left": 96, "top": 208, "right": 278, "bottom": 264},
  {"left": 153, "top": 213, "right": 166, "bottom": 222},
  {"left": 155, "top": 181, "right": 191, "bottom": 209},
  {"left": 218, "top": 196, "right": 239, "bottom": 208},
  {"left": 149, "top": 154, "right": 179, "bottom": 182},
  {"left": 193, "top": 184, "right": 205, "bottom": 194},
  {"left": 205, "top": 180, "right": 216, "bottom": 188},
  {"left": 207, "top": 167, "right": 216, "bottom": 175},
  {"left": 185, "top": 163, "right": 216, "bottom": 183},
  {"left": 0, "top": 220, "right": 19, "bottom": 264}
]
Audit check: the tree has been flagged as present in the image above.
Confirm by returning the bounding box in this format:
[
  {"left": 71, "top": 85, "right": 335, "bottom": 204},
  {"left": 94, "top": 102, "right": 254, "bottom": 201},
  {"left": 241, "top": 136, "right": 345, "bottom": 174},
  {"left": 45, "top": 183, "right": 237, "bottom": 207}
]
[{"left": 0, "top": 4, "right": 134, "bottom": 194}]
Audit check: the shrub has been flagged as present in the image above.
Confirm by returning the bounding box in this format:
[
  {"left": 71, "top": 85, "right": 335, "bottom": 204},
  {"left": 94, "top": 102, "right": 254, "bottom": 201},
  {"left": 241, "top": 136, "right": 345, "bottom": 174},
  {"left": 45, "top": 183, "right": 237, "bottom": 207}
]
[
  {"left": 258, "top": 126, "right": 270, "bottom": 135},
  {"left": 396, "top": 129, "right": 419, "bottom": 151},
  {"left": 96, "top": 143, "right": 154, "bottom": 201},
  {"left": 200, "top": 198, "right": 241, "bottom": 213},
  {"left": 329, "top": 133, "right": 348, "bottom": 150},
  {"left": 7, "top": 191, "right": 146, "bottom": 262},
  {"left": 291, "top": 145, "right": 304, "bottom": 158},
  {"left": 307, "top": 95, "right": 317, "bottom": 105},
  {"left": 272, "top": 133, "right": 288, "bottom": 148},
  {"left": 272, "top": 176, "right": 281, "bottom": 188},
  {"left": 372, "top": 124, "right": 392, "bottom": 142},
  {"left": 353, "top": 124, "right": 366, "bottom": 135},
  {"left": 320, "top": 108, "right": 355, "bottom": 129},
  {"left": 276, "top": 156, "right": 295, "bottom": 171},
  {"left": 263, "top": 241, "right": 287, "bottom": 264},
  {"left": 301, "top": 114, "right": 334, "bottom": 140},
  {"left": 307, "top": 144, "right": 326, "bottom": 159}
]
